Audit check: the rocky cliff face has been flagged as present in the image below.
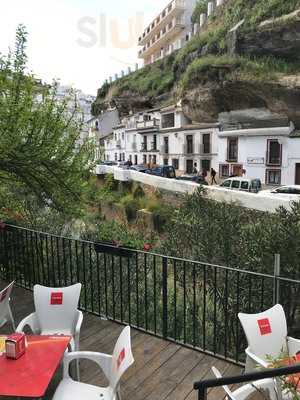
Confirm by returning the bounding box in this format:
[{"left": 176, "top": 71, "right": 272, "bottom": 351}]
[
  {"left": 181, "top": 74, "right": 300, "bottom": 128},
  {"left": 93, "top": 8, "right": 300, "bottom": 127}
]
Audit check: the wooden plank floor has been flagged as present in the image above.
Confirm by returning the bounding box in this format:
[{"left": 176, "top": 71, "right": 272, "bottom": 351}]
[{"left": 0, "top": 283, "right": 242, "bottom": 400}]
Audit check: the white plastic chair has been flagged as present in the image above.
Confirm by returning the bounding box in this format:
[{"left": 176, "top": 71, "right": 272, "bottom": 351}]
[
  {"left": 0, "top": 281, "right": 15, "bottom": 330},
  {"left": 238, "top": 304, "right": 300, "bottom": 372},
  {"left": 211, "top": 366, "right": 278, "bottom": 400},
  {"left": 52, "top": 326, "right": 134, "bottom": 400},
  {"left": 16, "top": 284, "right": 83, "bottom": 377}
]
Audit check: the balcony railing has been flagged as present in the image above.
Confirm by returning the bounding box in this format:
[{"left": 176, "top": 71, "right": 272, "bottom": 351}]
[
  {"left": 138, "top": 16, "right": 185, "bottom": 59},
  {"left": 136, "top": 119, "right": 160, "bottom": 130},
  {"left": 1, "top": 224, "right": 300, "bottom": 365},
  {"left": 195, "top": 364, "right": 300, "bottom": 400},
  {"left": 138, "top": 0, "right": 185, "bottom": 46},
  {"left": 140, "top": 143, "right": 147, "bottom": 151}
]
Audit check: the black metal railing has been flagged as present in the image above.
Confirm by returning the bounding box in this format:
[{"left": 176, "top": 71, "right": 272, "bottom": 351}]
[
  {"left": 1, "top": 224, "right": 300, "bottom": 365},
  {"left": 194, "top": 363, "right": 300, "bottom": 400}
]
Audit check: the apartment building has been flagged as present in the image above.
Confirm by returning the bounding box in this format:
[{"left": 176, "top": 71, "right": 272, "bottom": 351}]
[
  {"left": 217, "top": 120, "right": 300, "bottom": 186},
  {"left": 138, "top": 0, "right": 197, "bottom": 65},
  {"left": 103, "top": 106, "right": 219, "bottom": 174},
  {"left": 87, "top": 108, "right": 120, "bottom": 161}
]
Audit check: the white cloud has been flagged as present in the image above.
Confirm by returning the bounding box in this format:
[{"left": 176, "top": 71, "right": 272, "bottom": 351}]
[{"left": 0, "top": 0, "right": 160, "bottom": 95}]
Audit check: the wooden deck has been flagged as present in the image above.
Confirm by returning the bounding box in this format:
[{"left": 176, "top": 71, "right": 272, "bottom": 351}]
[{"left": 0, "top": 283, "right": 242, "bottom": 400}]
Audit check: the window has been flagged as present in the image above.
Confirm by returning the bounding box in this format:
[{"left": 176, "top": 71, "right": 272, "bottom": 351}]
[
  {"left": 143, "top": 155, "right": 147, "bottom": 164},
  {"left": 134, "top": 155, "right": 138, "bottom": 165},
  {"left": 203, "top": 134, "right": 211, "bottom": 154},
  {"left": 201, "top": 160, "right": 211, "bottom": 171},
  {"left": 161, "top": 113, "right": 175, "bottom": 129},
  {"left": 152, "top": 135, "right": 157, "bottom": 151},
  {"left": 186, "top": 135, "right": 194, "bottom": 154},
  {"left": 266, "top": 169, "right": 281, "bottom": 185},
  {"left": 186, "top": 159, "right": 193, "bottom": 174},
  {"left": 148, "top": 155, "right": 152, "bottom": 163},
  {"left": 143, "top": 114, "right": 151, "bottom": 121},
  {"left": 231, "top": 180, "right": 240, "bottom": 189},
  {"left": 163, "top": 137, "right": 169, "bottom": 154},
  {"left": 267, "top": 140, "right": 282, "bottom": 166},
  {"left": 172, "top": 159, "right": 179, "bottom": 170},
  {"left": 129, "top": 155, "right": 132, "bottom": 162},
  {"left": 163, "top": 158, "right": 169, "bottom": 166},
  {"left": 122, "top": 132, "right": 125, "bottom": 140},
  {"left": 241, "top": 181, "right": 249, "bottom": 190},
  {"left": 221, "top": 180, "right": 231, "bottom": 188},
  {"left": 153, "top": 155, "right": 157, "bottom": 164},
  {"left": 115, "top": 153, "right": 118, "bottom": 161},
  {"left": 142, "top": 136, "right": 147, "bottom": 151},
  {"left": 220, "top": 164, "right": 229, "bottom": 178},
  {"left": 227, "top": 138, "right": 238, "bottom": 162}
]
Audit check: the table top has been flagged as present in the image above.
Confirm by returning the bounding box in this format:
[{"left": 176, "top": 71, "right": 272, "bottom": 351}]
[{"left": 0, "top": 334, "right": 71, "bottom": 397}]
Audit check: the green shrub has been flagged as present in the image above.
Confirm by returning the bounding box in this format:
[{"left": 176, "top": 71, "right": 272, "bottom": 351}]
[{"left": 133, "top": 184, "right": 145, "bottom": 199}]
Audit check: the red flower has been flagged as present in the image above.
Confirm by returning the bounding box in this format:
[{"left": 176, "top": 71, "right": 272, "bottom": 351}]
[{"left": 144, "top": 243, "right": 152, "bottom": 251}]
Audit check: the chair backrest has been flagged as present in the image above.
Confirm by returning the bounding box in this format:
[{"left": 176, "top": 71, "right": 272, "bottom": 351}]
[
  {"left": 211, "top": 367, "right": 237, "bottom": 400},
  {"left": 110, "top": 326, "right": 134, "bottom": 391},
  {"left": 238, "top": 304, "right": 287, "bottom": 361},
  {"left": 0, "top": 281, "right": 14, "bottom": 320},
  {"left": 34, "top": 284, "right": 81, "bottom": 334}
]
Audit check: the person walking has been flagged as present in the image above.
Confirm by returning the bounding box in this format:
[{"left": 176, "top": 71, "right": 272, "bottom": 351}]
[
  {"left": 192, "top": 163, "right": 198, "bottom": 175},
  {"left": 211, "top": 168, "right": 217, "bottom": 185}
]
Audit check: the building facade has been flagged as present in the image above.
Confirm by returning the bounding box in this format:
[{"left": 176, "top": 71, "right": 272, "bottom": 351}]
[
  {"left": 87, "top": 109, "right": 120, "bottom": 161},
  {"left": 104, "top": 106, "right": 219, "bottom": 175},
  {"left": 138, "top": 0, "right": 197, "bottom": 65},
  {"left": 217, "top": 121, "right": 300, "bottom": 186}
]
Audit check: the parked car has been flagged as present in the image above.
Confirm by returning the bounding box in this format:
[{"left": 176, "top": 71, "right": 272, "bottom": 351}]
[
  {"left": 117, "top": 161, "right": 131, "bottom": 169},
  {"left": 129, "top": 164, "right": 147, "bottom": 173},
  {"left": 219, "top": 177, "right": 262, "bottom": 193},
  {"left": 99, "top": 161, "right": 117, "bottom": 166},
  {"left": 176, "top": 174, "right": 208, "bottom": 185},
  {"left": 145, "top": 165, "right": 176, "bottom": 178},
  {"left": 259, "top": 185, "right": 300, "bottom": 199}
]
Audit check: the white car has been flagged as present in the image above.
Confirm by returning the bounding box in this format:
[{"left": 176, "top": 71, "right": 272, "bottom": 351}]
[{"left": 259, "top": 185, "right": 300, "bottom": 200}]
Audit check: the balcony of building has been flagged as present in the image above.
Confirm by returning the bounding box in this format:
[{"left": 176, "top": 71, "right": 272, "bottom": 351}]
[
  {"left": 136, "top": 118, "right": 160, "bottom": 132},
  {"left": 2, "top": 225, "right": 300, "bottom": 398},
  {"left": 138, "top": 17, "right": 185, "bottom": 60},
  {"left": 138, "top": 0, "right": 185, "bottom": 47}
]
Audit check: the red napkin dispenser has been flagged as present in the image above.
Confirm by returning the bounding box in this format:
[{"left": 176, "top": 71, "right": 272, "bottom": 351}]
[{"left": 5, "top": 333, "right": 26, "bottom": 359}]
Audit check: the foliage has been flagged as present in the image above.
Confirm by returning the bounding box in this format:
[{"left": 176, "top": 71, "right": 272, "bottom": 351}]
[
  {"left": 192, "top": 0, "right": 209, "bottom": 23},
  {"left": 163, "top": 188, "right": 300, "bottom": 278},
  {"left": 180, "top": 54, "right": 300, "bottom": 89},
  {"left": 0, "top": 25, "right": 94, "bottom": 219},
  {"left": 96, "top": 220, "right": 148, "bottom": 249}
]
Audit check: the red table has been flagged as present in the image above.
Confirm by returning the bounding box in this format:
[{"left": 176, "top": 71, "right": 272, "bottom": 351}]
[{"left": 0, "top": 335, "right": 71, "bottom": 397}]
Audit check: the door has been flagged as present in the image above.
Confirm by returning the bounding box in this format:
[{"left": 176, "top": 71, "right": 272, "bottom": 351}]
[
  {"left": 296, "top": 164, "right": 300, "bottom": 184},
  {"left": 231, "top": 164, "right": 243, "bottom": 177},
  {"left": 186, "top": 160, "right": 193, "bottom": 174}
]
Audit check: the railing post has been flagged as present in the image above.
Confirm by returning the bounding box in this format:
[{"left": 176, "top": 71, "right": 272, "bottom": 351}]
[
  {"left": 273, "top": 253, "right": 281, "bottom": 304},
  {"left": 162, "top": 257, "right": 168, "bottom": 339}
]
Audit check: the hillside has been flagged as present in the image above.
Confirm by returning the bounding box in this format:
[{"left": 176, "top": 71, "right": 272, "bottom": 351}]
[{"left": 92, "top": 0, "right": 300, "bottom": 127}]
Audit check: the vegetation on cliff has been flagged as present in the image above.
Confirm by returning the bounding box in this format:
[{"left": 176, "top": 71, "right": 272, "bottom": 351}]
[{"left": 92, "top": 0, "right": 300, "bottom": 117}]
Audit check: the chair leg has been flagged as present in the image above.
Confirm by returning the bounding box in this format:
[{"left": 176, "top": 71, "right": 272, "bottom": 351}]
[
  {"left": 74, "top": 340, "right": 80, "bottom": 382},
  {"left": 117, "top": 386, "right": 122, "bottom": 400}
]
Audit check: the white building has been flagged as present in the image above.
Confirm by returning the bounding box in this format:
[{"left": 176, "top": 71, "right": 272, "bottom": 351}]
[
  {"left": 104, "top": 105, "right": 219, "bottom": 174},
  {"left": 88, "top": 109, "right": 120, "bottom": 161},
  {"left": 138, "top": 0, "right": 197, "bottom": 65},
  {"left": 217, "top": 120, "right": 300, "bottom": 186}
]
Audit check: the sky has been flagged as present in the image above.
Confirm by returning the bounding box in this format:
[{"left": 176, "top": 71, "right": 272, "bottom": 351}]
[{"left": 0, "top": 0, "right": 161, "bottom": 95}]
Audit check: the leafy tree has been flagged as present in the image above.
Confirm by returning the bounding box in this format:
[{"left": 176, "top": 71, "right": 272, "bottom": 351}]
[{"left": 0, "top": 25, "right": 94, "bottom": 220}]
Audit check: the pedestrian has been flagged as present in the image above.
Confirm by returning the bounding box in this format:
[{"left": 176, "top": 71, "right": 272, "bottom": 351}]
[
  {"left": 211, "top": 168, "right": 217, "bottom": 185},
  {"left": 192, "top": 163, "right": 198, "bottom": 175}
]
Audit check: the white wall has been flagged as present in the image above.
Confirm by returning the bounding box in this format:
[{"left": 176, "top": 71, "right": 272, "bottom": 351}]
[{"left": 95, "top": 165, "right": 293, "bottom": 213}]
